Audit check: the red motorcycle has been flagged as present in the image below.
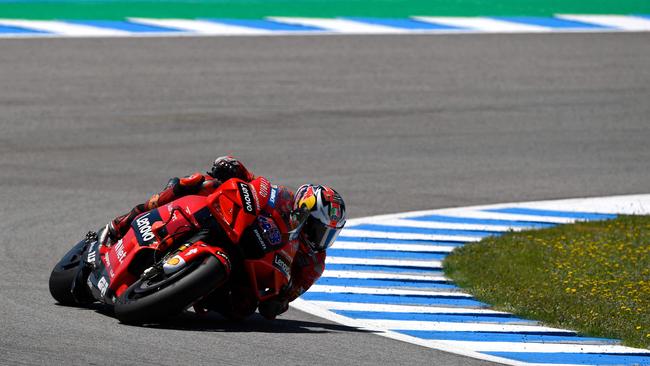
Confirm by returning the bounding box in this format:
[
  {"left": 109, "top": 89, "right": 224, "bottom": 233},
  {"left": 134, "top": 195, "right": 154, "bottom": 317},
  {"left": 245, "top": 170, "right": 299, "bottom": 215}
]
[{"left": 49, "top": 177, "right": 299, "bottom": 324}]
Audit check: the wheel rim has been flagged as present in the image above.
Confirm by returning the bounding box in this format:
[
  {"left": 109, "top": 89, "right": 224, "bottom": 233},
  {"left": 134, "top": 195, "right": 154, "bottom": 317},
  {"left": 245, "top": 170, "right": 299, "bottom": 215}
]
[{"left": 126, "top": 261, "right": 201, "bottom": 300}]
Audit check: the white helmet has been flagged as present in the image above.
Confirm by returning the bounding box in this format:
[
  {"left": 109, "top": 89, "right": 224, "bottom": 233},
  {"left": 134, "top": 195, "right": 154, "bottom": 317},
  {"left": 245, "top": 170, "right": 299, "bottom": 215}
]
[{"left": 292, "top": 184, "right": 347, "bottom": 252}]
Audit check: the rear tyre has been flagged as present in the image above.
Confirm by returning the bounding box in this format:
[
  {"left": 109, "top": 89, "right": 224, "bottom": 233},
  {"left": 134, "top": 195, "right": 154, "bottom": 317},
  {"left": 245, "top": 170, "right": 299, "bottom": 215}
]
[{"left": 114, "top": 256, "right": 226, "bottom": 325}]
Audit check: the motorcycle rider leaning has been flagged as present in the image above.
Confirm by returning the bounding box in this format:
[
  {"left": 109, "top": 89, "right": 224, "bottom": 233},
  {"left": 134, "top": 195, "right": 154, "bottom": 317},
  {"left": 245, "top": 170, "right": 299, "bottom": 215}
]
[{"left": 100, "top": 156, "right": 347, "bottom": 320}]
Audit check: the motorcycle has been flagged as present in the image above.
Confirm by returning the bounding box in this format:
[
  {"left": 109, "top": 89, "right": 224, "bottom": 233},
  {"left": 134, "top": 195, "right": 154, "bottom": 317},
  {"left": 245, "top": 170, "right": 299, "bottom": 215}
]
[{"left": 49, "top": 177, "right": 299, "bottom": 324}]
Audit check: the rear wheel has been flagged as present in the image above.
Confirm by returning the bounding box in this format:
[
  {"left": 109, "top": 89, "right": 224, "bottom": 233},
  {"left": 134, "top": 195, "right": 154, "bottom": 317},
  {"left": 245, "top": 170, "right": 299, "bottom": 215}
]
[{"left": 114, "top": 255, "right": 226, "bottom": 324}]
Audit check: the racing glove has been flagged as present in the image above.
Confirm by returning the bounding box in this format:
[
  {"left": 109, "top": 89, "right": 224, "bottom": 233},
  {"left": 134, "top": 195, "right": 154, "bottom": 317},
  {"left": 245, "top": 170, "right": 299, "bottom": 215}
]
[{"left": 169, "top": 173, "right": 206, "bottom": 196}]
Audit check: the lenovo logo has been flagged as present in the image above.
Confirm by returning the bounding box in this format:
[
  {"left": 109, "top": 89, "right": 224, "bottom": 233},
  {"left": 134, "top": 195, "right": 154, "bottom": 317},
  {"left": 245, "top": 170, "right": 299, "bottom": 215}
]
[{"left": 238, "top": 182, "right": 255, "bottom": 214}]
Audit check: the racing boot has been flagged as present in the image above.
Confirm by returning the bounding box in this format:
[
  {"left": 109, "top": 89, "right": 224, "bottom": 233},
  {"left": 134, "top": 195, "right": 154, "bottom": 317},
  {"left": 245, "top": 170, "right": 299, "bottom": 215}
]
[
  {"left": 99, "top": 212, "right": 132, "bottom": 247},
  {"left": 99, "top": 222, "right": 119, "bottom": 247}
]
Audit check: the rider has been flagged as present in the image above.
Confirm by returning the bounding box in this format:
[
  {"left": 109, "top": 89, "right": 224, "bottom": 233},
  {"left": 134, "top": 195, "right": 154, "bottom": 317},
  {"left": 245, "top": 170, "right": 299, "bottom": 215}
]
[
  {"left": 101, "top": 156, "right": 347, "bottom": 320},
  {"left": 101, "top": 156, "right": 255, "bottom": 243}
]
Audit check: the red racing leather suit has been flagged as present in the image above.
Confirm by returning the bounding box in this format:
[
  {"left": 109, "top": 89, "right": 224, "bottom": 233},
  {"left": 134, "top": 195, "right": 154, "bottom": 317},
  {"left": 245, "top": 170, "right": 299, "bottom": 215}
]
[{"left": 108, "top": 158, "right": 326, "bottom": 319}]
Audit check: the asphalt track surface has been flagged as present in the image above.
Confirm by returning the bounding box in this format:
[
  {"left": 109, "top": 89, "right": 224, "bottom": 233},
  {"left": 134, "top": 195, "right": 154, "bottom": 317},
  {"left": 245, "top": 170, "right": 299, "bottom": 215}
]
[{"left": 1, "top": 33, "right": 649, "bottom": 365}]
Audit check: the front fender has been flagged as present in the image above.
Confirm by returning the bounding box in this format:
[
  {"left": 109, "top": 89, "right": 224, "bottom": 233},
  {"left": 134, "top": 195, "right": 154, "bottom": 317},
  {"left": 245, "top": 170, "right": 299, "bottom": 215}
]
[
  {"left": 49, "top": 234, "right": 95, "bottom": 305},
  {"left": 163, "top": 241, "right": 231, "bottom": 277}
]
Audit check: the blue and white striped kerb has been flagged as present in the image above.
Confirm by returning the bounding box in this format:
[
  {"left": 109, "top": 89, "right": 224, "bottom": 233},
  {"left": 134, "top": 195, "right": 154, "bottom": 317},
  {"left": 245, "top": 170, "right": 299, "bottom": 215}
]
[
  {"left": 1, "top": 15, "right": 650, "bottom": 38},
  {"left": 292, "top": 194, "right": 650, "bottom": 366}
]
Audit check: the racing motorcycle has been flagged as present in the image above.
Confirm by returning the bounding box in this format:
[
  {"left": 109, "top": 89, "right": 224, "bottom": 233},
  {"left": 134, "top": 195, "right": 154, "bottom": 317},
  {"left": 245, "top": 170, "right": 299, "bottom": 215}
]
[{"left": 48, "top": 177, "right": 298, "bottom": 324}]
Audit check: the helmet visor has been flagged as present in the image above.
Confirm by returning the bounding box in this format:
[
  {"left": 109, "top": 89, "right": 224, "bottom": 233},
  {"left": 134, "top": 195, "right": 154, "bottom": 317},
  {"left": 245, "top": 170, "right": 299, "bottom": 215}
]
[
  {"left": 288, "top": 207, "right": 310, "bottom": 241},
  {"left": 303, "top": 215, "right": 342, "bottom": 252}
]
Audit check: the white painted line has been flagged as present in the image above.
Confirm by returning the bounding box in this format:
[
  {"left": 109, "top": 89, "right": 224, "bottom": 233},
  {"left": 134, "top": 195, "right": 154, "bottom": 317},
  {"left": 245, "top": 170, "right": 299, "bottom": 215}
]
[
  {"left": 344, "top": 193, "right": 642, "bottom": 224},
  {"left": 325, "top": 256, "right": 442, "bottom": 268},
  {"left": 492, "top": 194, "right": 650, "bottom": 215},
  {"left": 556, "top": 15, "right": 650, "bottom": 31},
  {"left": 308, "top": 285, "right": 471, "bottom": 297},
  {"left": 128, "top": 18, "right": 270, "bottom": 35},
  {"left": 422, "top": 209, "right": 577, "bottom": 224},
  {"left": 360, "top": 320, "right": 568, "bottom": 333},
  {"left": 433, "top": 340, "right": 650, "bottom": 354},
  {"left": 0, "top": 20, "right": 130, "bottom": 36},
  {"left": 321, "top": 270, "right": 449, "bottom": 282},
  {"left": 340, "top": 229, "right": 482, "bottom": 242},
  {"left": 269, "top": 17, "right": 407, "bottom": 34},
  {"left": 331, "top": 241, "right": 457, "bottom": 252},
  {"left": 291, "top": 299, "right": 532, "bottom": 366},
  {"left": 375, "top": 218, "right": 518, "bottom": 232},
  {"left": 311, "top": 301, "right": 509, "bottom": 315},
  {"left": 2, "top": 16, "right": 650, "bottom": 40},
  {"left": 414, "top": 17, "right": 551, "bottom": 33}
]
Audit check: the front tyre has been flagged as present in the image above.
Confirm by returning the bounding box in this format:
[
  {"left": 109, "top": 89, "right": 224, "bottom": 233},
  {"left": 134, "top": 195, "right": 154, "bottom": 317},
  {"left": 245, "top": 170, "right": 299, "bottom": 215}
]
[
  {"left": 114, "top": 256, "right": 226, "bottom": 325},
  {"left": 49, "top": 238, "right": 94, "bottom": 306}
]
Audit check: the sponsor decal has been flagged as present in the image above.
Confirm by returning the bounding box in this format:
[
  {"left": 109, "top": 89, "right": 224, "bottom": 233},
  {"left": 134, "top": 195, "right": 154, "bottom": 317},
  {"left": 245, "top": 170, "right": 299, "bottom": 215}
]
[
  {"left": 250, "top": 217, "right": 283, "bottom": 254},
  {"left": 86, "top": 241, "right": 97, "bottom": 264},
  {"left": 136, "top": 213, "right": 155, "bottom": 241},
  {"left": 97, "top": 276, "right": 108, "bottom": 297},
  {"left": 237, "top": 182, "right": 255, "bottom": 214},
  {"left": 259, "top": 216, "right": 282, "bottom": 247},
  {"left": 258, "top": 178, "right": 270, "bottom": 198},
  {"left": 252, "top": 228, "right": 267, "bottom": 251},
  {"left": 214, "top": 250, "right": 231, "bottom": 272},
  {"left": 114, "top": 239, "right": 126, "bottom": 263},
  {"left": 132, "top": 210, "right": 162, "bottom": 245},
  {"left": 330, "top": 204, "right": 342, "bottom": 223},
  {"left": 163, "top": 255, "right": 186, "bottom": 275},
  {"left": 298, "top": 186, "right": 317, "bottom": 211},
  {"left": 104, "top": 253, "right": 115, "bottom": 278},
  {"left": 273, "top": 254, "right": 291, "bottom": 277},
  {"left": 268, "top": 186, "right": 278, "bottom": 208},
  {"left": 87, "top": 251, "right": 96, "bottom": 264},
  {"left": 186, "top": 248, "right": 198, "bottom": 256},
  {"left": 249, "top": 184, "right": 262, "bottom": 211}
]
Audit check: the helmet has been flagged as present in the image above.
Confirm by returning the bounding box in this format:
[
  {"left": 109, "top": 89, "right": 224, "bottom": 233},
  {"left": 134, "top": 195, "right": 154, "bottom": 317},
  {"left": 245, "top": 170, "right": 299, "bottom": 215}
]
[
  {"left": 292, "top": 184, "right": 347, "bottom": 252},
  {"left": 209, "top": 156, "right": 251, "bottom": 182}
]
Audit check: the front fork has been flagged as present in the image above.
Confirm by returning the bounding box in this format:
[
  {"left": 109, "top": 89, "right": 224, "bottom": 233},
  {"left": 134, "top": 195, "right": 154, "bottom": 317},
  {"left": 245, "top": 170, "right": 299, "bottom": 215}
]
[{"left": 85, "top": 229, "right": 116, "bottom": 304}]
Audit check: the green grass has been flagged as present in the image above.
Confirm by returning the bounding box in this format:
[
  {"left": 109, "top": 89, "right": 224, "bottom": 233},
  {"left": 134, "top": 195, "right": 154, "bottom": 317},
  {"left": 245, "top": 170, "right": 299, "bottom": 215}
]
[{"left": 444, "top": 215, "right": 650, "bottom": 349}]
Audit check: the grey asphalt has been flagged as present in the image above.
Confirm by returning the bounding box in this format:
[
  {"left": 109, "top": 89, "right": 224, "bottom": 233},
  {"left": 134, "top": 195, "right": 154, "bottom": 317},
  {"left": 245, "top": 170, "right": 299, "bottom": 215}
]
[{"left": 1, "top": 33, "right": 649, "bottom": 365}]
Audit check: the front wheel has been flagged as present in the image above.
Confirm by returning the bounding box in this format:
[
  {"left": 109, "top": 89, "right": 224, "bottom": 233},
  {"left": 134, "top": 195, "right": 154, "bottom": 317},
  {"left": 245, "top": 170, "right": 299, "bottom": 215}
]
[
  {"left": 114, "top": 256, "right": 226, "bottom": 324},
  {"left": 49, "top": 237, "right": 94, "bottom": 306}
]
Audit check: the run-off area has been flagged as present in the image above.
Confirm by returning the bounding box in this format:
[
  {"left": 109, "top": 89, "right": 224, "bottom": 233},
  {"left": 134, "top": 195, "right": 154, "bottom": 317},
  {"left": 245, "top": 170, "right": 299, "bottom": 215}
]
[{"left": 293, "top": 195, "right": 650, "bottom": 366}]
